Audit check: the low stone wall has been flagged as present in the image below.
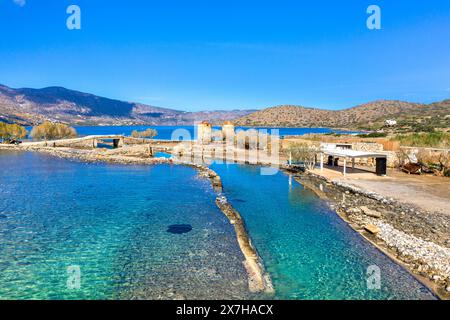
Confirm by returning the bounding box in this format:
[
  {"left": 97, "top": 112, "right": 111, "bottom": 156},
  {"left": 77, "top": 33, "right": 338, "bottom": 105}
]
[
  {"left": 353, "top": 142, "right": 384, "bottom": 152},
  {"left": 401, "top": 147, "right": 450, "bottom": 164},
  {"left": 215, "top": 196, "right": 274, "bottom": 294}
]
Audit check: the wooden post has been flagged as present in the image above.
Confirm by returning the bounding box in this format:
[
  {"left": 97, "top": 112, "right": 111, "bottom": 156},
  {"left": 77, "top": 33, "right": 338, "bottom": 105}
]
[
  {"left": 352, "top": 158, "right": 355, "bottom": 172},
  {"left": 343, "top": 158, "right": 347, "bottom": 176},
  {"left": 320, "top": 153, "right": 324, "bottom": 171}
]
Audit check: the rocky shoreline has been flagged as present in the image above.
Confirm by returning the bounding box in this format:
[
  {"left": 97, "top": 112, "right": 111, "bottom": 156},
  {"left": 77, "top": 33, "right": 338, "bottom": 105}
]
[{"left": 292, "top": 170, "right": 450, "bottom": 299}]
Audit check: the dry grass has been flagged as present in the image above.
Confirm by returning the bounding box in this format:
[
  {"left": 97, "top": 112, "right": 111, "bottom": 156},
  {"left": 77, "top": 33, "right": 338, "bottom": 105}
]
[{"left": 392, "top": 132, "right": 450, "bottom": 149}]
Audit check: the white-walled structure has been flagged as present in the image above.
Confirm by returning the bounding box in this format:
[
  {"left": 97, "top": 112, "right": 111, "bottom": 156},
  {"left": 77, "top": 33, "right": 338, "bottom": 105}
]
[
  {"left": 222, "top": 121, "right": 235, "bottom": 142},
  {"left": 197, "top": 121, "right": 212, "bottom": 144},
  {"left": 385, "top": 119, "right": 397, "bottom": 127}
]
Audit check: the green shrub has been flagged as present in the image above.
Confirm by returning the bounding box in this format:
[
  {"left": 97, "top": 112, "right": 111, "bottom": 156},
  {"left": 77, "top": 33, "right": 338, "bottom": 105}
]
[{"left": 357, "top": 132, "right": 387, "bottom": 138}]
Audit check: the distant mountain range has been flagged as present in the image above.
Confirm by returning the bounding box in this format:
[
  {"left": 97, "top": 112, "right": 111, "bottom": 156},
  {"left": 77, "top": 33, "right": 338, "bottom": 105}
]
[
  {"left": 0, "top": 84, "right": 254, "bottom": 126},
  {"left": 0, "top": 84, "right": 448, "bottom": 128}
]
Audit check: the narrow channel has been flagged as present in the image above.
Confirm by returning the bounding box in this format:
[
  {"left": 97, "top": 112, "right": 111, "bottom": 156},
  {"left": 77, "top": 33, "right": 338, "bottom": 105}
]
[{"left": 211, "top": 163, "right": 436, "bottom": 300}]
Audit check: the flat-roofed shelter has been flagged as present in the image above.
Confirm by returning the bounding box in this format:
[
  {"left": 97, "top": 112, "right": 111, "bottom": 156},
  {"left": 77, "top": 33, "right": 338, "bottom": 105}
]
[{"left": 319, "top": 149, "right": 387, "bottom": 176}]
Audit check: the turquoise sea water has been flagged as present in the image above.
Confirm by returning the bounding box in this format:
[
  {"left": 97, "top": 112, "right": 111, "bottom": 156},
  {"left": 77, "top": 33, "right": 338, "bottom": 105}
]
[
  {"left": 0, "top": 151, "right": 436, "bottom": 300},
  {"left": 211, "top": 163, "right": 436, "bottom": 300},
  {"left": 69, "top": 126, "right": 357, "bottom": 140},
  {"left": 0, "top": 151, "right": 252, "bottom": 300}
]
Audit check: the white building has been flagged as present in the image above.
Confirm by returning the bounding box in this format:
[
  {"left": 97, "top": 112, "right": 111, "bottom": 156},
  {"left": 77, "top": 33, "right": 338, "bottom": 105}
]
[{"left": 385, "top": 119, "right": 397, "bottom": 127}]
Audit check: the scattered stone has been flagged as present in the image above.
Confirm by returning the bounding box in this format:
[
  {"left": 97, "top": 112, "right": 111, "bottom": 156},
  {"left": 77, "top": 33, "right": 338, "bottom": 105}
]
[
  {"left": 360, "top": 206, "right": 382, "bottom": 218},
  {"left": 347, "top": 208, "right": 361, "bottom": 214},
  {"left": 364, "top": 224, "right": 380, "bottom": 235},
  {"left": 217, "top": 196, "right": 227, "bottom": 204}
]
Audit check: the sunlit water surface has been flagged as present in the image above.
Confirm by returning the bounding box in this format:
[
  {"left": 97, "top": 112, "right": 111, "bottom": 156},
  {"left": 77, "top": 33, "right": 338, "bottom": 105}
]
[
  {"left": 0, "top": 151, "right": 436, "bottom": 299},
  {"left": 0, "top": 151, "right": 252, "bottom": 299},
  {"left": 211, "top": 163, "right": 436, "bottom": 300}
]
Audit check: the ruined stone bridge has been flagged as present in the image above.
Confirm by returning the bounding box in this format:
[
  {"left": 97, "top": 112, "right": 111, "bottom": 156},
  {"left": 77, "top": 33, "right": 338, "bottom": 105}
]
[
  {"left": 22, "top": 135, "right": 127, "bottom": 148},
  {"left": 21, "top": 135, "right": 182, "bottom": 151}
]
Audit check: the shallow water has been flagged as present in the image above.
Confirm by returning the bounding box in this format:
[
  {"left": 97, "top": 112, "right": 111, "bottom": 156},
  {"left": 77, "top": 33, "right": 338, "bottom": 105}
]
[
  {"left": 0, "top": 151, "right": 437, "bottom": 300},
  {"left": 211, "top": 163, "right": 436, "bottom": 300},
  {"left": 0, "top": 151, "right": 252, "bottom": 300}
]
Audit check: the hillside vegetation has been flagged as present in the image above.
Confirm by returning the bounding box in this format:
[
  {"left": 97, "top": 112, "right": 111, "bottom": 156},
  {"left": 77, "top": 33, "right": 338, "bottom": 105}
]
[
  {"left": 235, "top": 100, "right": 450, "bottom": 130},
  {"left": 393, "top": 132, "right": 450, "bottom": 149}
]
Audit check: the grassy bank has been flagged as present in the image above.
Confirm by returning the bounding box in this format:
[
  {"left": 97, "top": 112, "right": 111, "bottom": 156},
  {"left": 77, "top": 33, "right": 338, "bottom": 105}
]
[{"left": 392, "top": 132, "right": 450, "bottom": 149}]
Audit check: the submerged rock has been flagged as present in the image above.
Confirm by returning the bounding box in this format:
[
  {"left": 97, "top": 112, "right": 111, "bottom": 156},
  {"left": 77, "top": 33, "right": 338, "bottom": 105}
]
[{"left": 167, "top": 224, "right": 193, "bottom": 234}]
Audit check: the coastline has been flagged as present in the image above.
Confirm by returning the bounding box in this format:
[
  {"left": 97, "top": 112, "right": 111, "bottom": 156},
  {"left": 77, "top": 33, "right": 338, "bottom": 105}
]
[{"left": 286, "top": 168, "right": 450, "bottom": 300}]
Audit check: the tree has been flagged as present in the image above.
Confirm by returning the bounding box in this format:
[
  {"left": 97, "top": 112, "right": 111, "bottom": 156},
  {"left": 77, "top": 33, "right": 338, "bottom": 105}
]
[
  {"left": 9, "top": 124, "right": 27, "bottom": 140},
  {"left": 0, "top": 122, "right": 6, "bottom": 141},
  {"left": 131, "top": 130, "right": 140, "bottom": 138},
  {"left": 30, "top": 121, "right": 77, "bottom": 140},
  {"left": 0, "top": 122, "right": 27, "bottom": 142},
  {"left": 284, "top": 142, "right": 318, "bottom": 170},
  {"left": 131, "top": 128, "right": 157, "bottom": 139}
]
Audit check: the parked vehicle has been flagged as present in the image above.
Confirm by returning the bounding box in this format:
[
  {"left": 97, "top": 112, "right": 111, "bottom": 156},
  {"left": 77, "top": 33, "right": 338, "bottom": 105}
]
[{"left": 7, "top": 139, "right": 22, "bottom": 145}]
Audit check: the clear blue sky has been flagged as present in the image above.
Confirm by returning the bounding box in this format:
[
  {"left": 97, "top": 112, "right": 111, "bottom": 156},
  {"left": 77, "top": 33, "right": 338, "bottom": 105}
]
[{"left": 1, "top": 0, "right": 449, "bottom": 111}]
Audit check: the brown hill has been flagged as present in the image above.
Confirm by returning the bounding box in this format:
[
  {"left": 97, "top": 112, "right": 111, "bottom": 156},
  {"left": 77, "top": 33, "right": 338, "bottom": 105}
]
[{"left": 235, "top": 100, "right": 450, "bottom": 129}]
